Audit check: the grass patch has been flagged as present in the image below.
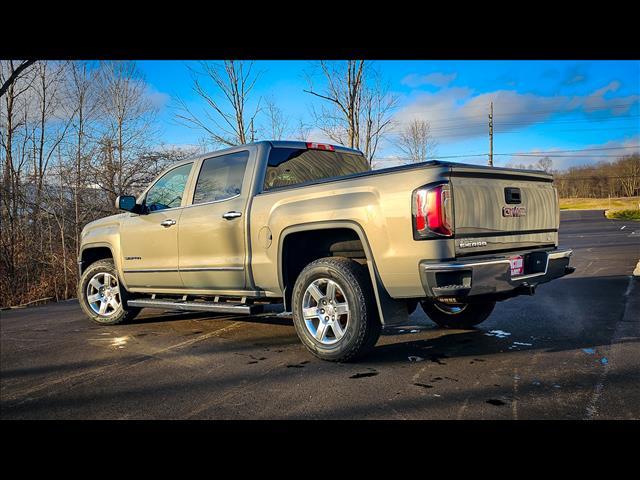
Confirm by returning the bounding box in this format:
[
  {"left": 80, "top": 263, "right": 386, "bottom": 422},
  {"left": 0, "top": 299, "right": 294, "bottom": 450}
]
[
  {"left": 605, "top": 209, "right": 640, "bottom": 221},
  {"left": 559, "top": 197, "right": 640, "bottom": 211}
]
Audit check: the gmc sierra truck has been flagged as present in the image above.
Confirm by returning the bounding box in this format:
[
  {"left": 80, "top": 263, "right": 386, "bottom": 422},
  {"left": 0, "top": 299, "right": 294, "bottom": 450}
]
[{"left": 78, "top": 140, "right": 574, "bottom": 361}]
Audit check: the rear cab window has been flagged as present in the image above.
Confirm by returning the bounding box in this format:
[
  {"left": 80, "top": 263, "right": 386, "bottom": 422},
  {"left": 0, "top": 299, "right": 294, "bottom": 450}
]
[{"left": 263, "top": 147, "right": 370, "bottom": 191}]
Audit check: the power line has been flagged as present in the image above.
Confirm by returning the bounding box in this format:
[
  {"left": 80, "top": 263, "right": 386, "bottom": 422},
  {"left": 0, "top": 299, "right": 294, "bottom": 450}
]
[
  {"left": 390, "top": 125, "right": 639, "bottom": 139},
  {"left": 394, "top": 102, "right": 640, "bottom": 127},
  {"left": 497, "top": 153, "right": 637, "bottom": 158},
  {"left": 495, "top": 113, "right": 640, "bottom": 126},
  {"left": 394, "top": 100, "right": 639, "bottom": 119},
  {"left": 497, "top": 145, "right": 640, "bottom": 154},
  {"left": 387, "top": 124, "right": 639, "bottom": 141},
  {"left": 412, "top": 113, "right": 640, "bottom": 133},
  {"left": 495, "top": 126, "right": 639, "bottom": 135},
  {"left": 422, "top": 146, "right": 639, "bottom": 161}
]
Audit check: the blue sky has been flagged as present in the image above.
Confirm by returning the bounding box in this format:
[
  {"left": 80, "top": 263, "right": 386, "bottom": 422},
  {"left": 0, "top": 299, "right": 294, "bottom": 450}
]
[{"left": 138, "top": 60, "right": 640, "bottom": 170}]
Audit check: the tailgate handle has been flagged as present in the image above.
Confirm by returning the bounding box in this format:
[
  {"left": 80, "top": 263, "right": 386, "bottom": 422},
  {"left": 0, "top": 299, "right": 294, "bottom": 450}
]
[{"left": 505, "top": 187, "right": 521, "bottom": 204}]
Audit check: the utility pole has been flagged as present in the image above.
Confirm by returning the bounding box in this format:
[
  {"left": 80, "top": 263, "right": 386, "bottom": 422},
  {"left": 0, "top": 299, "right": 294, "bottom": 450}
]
[{"left": 488, "top": 101, "right": 494, "bottom": 166}]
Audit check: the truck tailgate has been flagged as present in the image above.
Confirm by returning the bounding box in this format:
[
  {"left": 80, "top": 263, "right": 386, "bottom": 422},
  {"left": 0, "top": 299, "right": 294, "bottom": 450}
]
[{"left": 449, "top": 165, "right": 558, "bottom": 256}]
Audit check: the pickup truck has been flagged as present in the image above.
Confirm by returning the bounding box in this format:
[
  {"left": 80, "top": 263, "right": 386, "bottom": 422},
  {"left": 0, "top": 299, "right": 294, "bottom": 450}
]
[{"left": 78, "top": 140, "right": 574, "bottom": 361}]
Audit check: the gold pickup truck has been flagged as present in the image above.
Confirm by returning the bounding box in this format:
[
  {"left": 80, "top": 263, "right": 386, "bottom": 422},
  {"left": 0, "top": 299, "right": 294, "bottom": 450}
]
[{"left": 78, "top": 140, "right": 574, "bottom": 361}]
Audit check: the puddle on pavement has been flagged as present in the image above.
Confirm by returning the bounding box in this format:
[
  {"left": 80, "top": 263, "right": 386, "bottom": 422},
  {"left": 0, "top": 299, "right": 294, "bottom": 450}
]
[
  {"left": 286, "top": 360, "right": 309, "bottom": 369},
  {"left": 485, "top": 330, "right": 512, "bottom": 339},
  {"left": 110, "top": 336, "right": 129, "bottom": 348},
  {"left": 414, "top": 382, "right": 434, "bottom": 389},
  {"left": 350, "top": 369, "right": 379, "bottom": 379},
  {"left": 88, "top": 334, "right": 130, "bottom": 349},
  {"left": 469, "top": 358, "right": 486, "bottom": 364}
]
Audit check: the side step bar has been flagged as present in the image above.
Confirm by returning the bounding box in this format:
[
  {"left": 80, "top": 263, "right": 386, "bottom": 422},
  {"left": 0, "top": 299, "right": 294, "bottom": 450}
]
[{"left": 127, "top": 298, "right": 263, "bottom": 315}]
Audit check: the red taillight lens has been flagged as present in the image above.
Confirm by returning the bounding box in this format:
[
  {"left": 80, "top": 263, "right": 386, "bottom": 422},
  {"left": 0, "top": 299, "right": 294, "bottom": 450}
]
[
  {"left": 413, "top": 184, "right": 453, "bottom": 238},
  {"left": 306, "top": 142, "right": 335, "bottom": 151},
  {"left": 415, "top": 189, "right": 427, "bottom": 231}
]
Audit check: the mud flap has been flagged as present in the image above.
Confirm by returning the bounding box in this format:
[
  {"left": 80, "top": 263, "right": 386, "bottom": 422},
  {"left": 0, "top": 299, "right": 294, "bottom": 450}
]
[{"left": 366, "top": 260, "right": 409, "bottom": 326}]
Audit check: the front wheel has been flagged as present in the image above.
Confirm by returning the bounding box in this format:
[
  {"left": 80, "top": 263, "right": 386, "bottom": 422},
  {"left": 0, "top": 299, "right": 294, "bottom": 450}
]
[
  {"left": 420, "top": 300, "right": 495, "bottom": 329},
  {"left": 78, "top": 259, "right": 141, "bottom": 325},
  {"left": 292, "top": 257, "right": 381, "bottom": 362}
]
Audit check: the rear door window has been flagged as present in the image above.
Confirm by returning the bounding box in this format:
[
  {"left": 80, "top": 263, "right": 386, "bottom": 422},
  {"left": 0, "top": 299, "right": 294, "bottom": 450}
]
[{"left": 193, "top": 151, "right": 249, "bottom": 204}]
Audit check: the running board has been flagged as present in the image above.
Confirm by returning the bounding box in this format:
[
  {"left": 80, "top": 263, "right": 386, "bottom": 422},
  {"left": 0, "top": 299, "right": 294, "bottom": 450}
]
[{"left": 127, "top": 298, "right": 263, "bottom": 315}]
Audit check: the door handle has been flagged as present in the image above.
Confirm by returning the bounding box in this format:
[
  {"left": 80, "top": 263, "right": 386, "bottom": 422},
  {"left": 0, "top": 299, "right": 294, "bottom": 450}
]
[
  {"left": 160, "top": 219, "right": 176, "bottom": 227},
  {"left": 222, "top": 211, "right": 242, "bottom": 220}
]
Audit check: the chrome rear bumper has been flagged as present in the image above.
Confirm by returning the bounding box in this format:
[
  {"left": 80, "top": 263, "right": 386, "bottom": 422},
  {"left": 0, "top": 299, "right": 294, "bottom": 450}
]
[{"left": 419, "top": 248, "right": 573, "bottom": 300}]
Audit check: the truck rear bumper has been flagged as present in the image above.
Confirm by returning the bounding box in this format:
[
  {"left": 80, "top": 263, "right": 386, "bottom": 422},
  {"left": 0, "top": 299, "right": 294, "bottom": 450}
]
[{"left": 419, "top": 248, "right": 573, "bottom": 301}]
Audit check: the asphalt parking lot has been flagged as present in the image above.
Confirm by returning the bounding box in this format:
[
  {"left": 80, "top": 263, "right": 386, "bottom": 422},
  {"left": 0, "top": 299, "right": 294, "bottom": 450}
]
[{"left": 1, "top": 210, "right": 638, "bottom": 419}]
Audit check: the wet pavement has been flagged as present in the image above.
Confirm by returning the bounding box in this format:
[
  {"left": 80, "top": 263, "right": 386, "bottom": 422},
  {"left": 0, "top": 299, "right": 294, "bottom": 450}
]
[{"left": 1, "top": 210, "right": 638, "bottom": 419}]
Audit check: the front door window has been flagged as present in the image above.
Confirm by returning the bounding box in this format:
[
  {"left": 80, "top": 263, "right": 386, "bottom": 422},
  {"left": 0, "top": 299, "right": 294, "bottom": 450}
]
[{"left": 145, "top": 163, "right": 193, "bottom": 212}]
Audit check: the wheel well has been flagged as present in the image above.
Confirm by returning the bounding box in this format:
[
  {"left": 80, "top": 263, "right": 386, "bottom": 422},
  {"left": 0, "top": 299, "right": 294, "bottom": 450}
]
[
  {"left": 281, "top": 228, "right": 368, "bottom": 308},
  {"left": 80, "top": 247, "right": 113, "bottom": 273}
]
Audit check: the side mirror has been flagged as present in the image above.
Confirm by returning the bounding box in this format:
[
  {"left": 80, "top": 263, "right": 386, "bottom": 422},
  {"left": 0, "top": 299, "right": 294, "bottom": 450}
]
[{"left": 116, "top": 195, "right": 139, "bottom": 213}]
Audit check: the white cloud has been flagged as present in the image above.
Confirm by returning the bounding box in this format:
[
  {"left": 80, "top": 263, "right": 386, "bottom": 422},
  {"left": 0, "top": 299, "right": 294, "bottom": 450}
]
[
  {"left": 401, "top": 72, "right": 458, "bottom": 88},
  {"left": 145, "top": 86, "right": 170, "bottom": 109},
  {"left": 390, "top": 81, "right": 640, "bottom": 146}
]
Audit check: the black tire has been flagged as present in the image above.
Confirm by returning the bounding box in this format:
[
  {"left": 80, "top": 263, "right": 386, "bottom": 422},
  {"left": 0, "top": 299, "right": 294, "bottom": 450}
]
[
  {"left": 292, "top": 257, "right": 381, "bottom": 362},
  {"left": 78, "top": 259, "right": 141, "bottom": 325},
  {"left": 420, "top": 300, "right": 495, "bottom": 329}
]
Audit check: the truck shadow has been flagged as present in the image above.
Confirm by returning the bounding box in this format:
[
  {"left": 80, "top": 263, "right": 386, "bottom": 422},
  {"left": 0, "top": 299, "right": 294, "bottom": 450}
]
[
  {"left": 366, "top": 274, "right": 637, "bottom": 364},
  {"left": 115, "top": 274, "right": 635, "bottom": 365}
]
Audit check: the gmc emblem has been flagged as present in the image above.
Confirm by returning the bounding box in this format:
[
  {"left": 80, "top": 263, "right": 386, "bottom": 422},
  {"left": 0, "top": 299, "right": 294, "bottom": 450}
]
[{"left": 503, "top": 206, "right": 527, "bottom": 217}]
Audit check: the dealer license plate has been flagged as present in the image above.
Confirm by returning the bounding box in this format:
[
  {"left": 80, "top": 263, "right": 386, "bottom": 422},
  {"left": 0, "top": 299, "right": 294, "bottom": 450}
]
[{"left": 510, "top": 256, "right": 524, "bottom": 277}]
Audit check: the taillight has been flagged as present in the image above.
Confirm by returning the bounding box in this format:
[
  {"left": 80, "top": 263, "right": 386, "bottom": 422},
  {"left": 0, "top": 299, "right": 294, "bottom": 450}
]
[
  {"left": 306, "top": 142, "right": 335, "bottom": 151},
  {"left": 412, "top": 183, "right": 453, "bottom": 239}
]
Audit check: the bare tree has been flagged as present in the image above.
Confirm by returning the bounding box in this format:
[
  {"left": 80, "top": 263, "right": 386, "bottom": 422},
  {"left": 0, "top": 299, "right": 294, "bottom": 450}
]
[
  {"left": 537, "top": 156, "right": 553, "bottom": 172},
  {"left": 63, "top": 61, "right": 101, "bottom": 254},
  {"left": 360, "top": 70, "right": 398, "bottom": 161},
  {"left": 619, "top": 154, "right": 640, "bottom": 197},
  {"left": 175, "top": 61, "right": 261, "bottom": 147},
  {"left": 305, "top": 60, "right": 365, "bottom": 149},
  {"left": 93, "top": 61, "right": 159, "bottom": 207},
  {"left": 31, "top": 61, "right": 74, "bottom": 231},
  {"left": 0, "top": 59, "right": 35, "bottom": 98},
  {"left": 0, "top": 60, "right": 173, "bottom": 308},
  {"left": 305, "top": 60, "right": 397, "bottom": 163},
  {"left": 263, "top": 96, "right": 289, "bottom": 140},
  {"left": 396, "top": 118, "right": 437, "bottom": 163},
  {"left": 1, "top": 60, "right": 37, "bottom": 294},
  {"left": 292, "top": 118, "right": 312, "bottom": 142}
]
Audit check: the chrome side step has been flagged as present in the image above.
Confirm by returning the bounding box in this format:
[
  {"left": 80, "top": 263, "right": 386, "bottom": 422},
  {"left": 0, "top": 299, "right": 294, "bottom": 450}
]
[{"left": 127, "top": 298, "right": 263, "bottom": 315}]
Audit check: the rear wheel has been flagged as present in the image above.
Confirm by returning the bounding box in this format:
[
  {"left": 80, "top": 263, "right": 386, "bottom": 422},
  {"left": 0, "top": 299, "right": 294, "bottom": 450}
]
[
  {"left": 78, "top": 259, "right": 141, "bottom": 325},
  {"left": 420, "top": 300, "right": 495, "bottom": 329},
  {"left": 292, "top": 257, "right": 381, "bottom": 362}
]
